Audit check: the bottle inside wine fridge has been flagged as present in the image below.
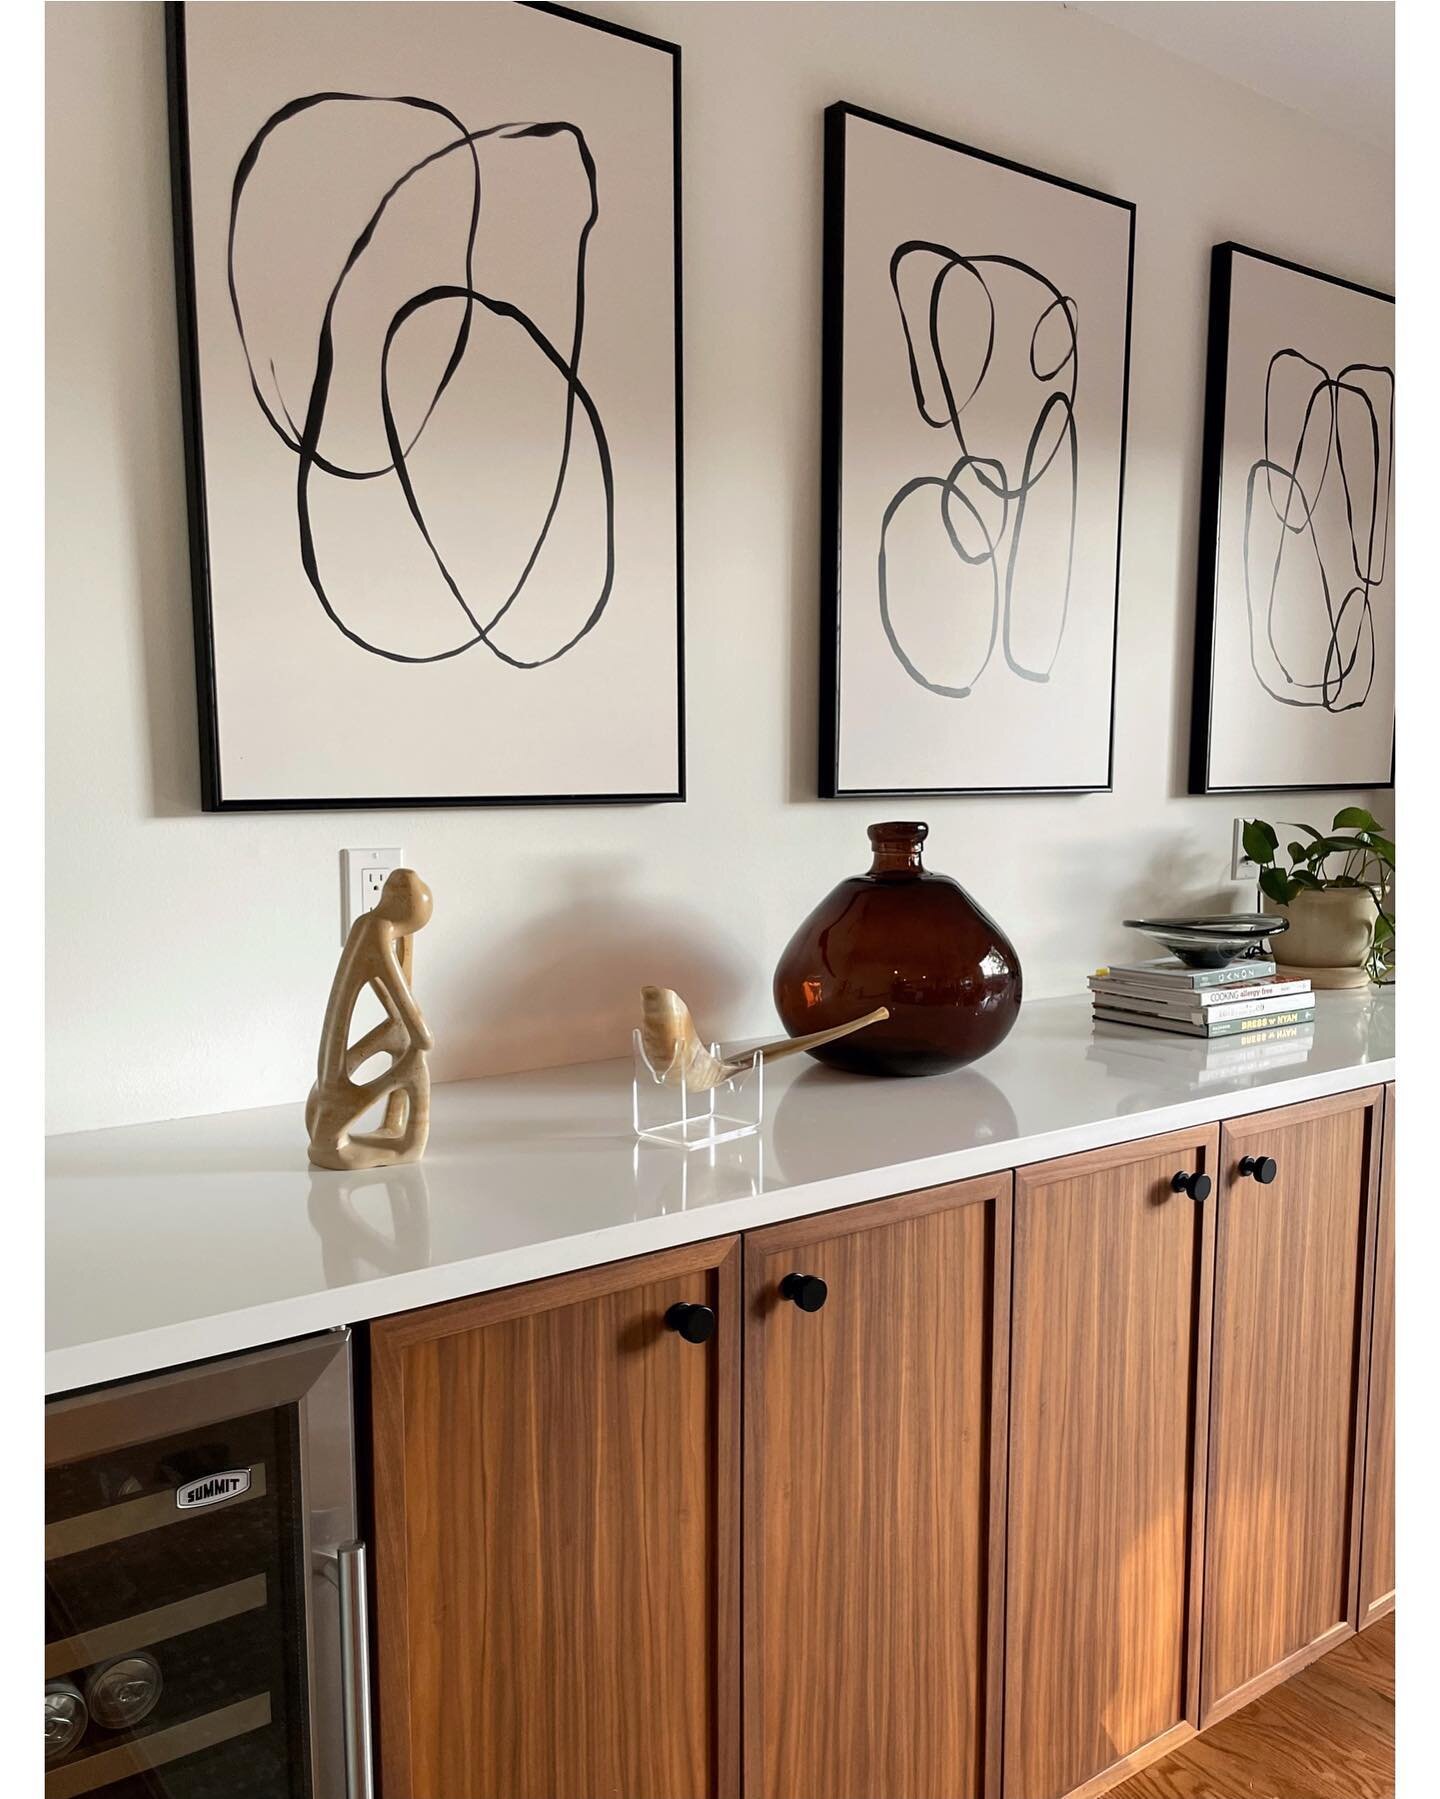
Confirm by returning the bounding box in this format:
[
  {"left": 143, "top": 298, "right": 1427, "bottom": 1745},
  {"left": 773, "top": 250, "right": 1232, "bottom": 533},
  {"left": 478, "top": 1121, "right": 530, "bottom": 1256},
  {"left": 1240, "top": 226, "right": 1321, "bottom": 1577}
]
[{"left": 44, "top": 1330, "right": 371, "bottom": 1799}]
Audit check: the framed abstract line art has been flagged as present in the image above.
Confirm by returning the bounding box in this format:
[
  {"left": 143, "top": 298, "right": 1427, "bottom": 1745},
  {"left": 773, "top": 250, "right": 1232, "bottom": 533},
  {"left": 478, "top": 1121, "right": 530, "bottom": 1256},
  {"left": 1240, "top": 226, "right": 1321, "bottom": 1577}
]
[
  {"left": 167, "top": 2, "right": 683, "bottom": 809},
  {"left": 819, "top": 103, "right": 1134, "bottom": 797},
  {"left": 1190, "top": 243, "right": 1394, "bottom": 793}
]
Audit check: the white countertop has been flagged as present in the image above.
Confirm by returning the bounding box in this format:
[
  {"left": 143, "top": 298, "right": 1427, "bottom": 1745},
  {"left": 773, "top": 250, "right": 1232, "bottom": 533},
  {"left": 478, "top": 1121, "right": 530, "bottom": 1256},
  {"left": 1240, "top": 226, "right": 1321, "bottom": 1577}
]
[{"left": 45, "top": 990, "right": 1394, "bottom": 1394}]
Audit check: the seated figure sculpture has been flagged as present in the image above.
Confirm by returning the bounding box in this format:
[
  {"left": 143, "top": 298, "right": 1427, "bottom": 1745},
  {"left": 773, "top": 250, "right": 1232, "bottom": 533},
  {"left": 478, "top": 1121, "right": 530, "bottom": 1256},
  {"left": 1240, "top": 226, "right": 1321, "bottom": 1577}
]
[{"left": 306, "top": 869, "right": 434, "bottom": 1170}]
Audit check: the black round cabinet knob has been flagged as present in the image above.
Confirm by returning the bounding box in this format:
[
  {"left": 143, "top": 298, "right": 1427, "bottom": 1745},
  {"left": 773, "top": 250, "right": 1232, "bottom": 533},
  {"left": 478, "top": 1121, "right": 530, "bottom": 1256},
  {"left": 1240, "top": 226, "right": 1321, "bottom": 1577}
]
[
  {"left": 665, "top": 1302, "right": 715, "bottom": 1344},
  {"left": 1239, "top": 1154, "right": 1278, "bottom": 1185},
  {"left": 1171, "top": 1169, "right": 1213, "bottom": 1202},
  {"left": 780, "top": 1272, "right": 828, "bottom": 1313}
]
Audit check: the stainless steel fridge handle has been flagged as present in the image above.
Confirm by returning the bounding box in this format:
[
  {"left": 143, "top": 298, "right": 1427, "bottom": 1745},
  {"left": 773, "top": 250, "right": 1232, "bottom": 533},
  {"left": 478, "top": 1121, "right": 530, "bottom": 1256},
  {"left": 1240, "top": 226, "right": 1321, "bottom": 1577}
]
[
  {"left": 337, "top": 1542, "right": 375, "bottom": 1799},
  {"left": 317, "top": 1541, "right": 375, "bottom": 1799}
]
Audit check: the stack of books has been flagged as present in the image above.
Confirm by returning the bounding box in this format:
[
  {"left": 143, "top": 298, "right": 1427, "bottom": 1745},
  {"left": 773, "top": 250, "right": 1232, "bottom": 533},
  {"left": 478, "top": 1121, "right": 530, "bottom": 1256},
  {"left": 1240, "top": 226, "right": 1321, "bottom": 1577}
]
[{"left": 1089, "top": 956, "right": 1315, "bottom": 1038}]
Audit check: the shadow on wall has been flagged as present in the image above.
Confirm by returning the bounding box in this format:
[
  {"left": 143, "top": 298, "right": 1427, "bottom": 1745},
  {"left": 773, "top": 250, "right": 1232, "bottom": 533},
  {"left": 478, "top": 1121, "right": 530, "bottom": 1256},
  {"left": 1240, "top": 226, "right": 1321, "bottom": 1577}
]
[
  {"left": 1015, "top": 830, "right": 1247, "bottom": 981},
  {"left": 1116, "top": 833, "right": 1255, "bottom": 965},
  {"left": 118, "top": 4, "right": 200, "bottom": 818},
  {"left": 440, "top": 859, "right": 752, "bottom": 1080},
  {"left": 1128, "top": 833, "right": 1244, "bottom": 919}
]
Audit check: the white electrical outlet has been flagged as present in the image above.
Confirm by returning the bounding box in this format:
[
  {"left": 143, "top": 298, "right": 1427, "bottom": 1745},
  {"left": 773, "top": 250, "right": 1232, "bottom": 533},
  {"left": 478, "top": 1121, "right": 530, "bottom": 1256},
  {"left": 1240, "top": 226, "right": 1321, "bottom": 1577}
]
[{"left": 341, "top": 847, "right": 404, "bottom": 941}]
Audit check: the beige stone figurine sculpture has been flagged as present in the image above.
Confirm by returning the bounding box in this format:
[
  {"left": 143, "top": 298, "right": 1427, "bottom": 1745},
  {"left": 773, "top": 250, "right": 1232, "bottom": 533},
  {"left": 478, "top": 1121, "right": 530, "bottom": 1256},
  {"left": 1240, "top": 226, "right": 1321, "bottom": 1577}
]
[
  {"left": 640, "top": 985, "right": 889, "bottom": 1092},
  {"left": 307, "top": 869, "right": 434, "bottom": 1171}
]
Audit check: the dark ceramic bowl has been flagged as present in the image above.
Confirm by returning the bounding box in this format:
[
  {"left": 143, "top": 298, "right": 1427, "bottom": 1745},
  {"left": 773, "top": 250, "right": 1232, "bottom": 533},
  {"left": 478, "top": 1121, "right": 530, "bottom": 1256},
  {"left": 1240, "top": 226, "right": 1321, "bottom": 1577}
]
[{"left": 1121, "top": 914, "right": 1288, "bottom": 970}]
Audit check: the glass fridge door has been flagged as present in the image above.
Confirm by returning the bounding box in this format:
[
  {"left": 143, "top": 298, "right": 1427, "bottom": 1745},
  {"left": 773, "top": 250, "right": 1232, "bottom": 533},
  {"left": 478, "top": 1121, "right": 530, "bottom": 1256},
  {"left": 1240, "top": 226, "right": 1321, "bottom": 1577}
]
[{"left": 44, "top": 1332, "right": 363, "bottom": 1799}]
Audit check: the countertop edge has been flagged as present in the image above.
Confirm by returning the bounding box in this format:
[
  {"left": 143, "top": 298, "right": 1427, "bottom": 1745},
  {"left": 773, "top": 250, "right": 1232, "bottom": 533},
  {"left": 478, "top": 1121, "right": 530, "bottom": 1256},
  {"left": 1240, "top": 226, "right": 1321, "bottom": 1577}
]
[{"left": 44, "top": 1051, "right": 1394, "bottom": 1396}]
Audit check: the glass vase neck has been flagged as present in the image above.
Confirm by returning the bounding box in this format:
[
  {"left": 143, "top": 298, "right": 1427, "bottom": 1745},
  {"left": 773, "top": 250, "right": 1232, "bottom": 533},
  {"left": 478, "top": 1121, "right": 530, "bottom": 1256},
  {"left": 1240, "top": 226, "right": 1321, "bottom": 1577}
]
[{"left": 867, "top": 821, "right": 928, "bottom": 877}]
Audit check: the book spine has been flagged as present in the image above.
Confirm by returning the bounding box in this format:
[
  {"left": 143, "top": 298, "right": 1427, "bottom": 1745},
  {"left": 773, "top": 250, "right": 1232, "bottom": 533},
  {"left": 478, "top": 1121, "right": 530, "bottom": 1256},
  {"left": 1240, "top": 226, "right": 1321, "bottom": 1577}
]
[
  {"left": 1090, "top": 977, "right": 1307, "bottom": 1008},
  {"left": 1207, "top": 1007, "right": 1317, "bottom": 1036},
  {"left": 1094, "top": 1007, "right": 1316, "bottom": 1038},
  {"left": 1097, "top": 961, "right": 1277, "bottom": 988},
  {"left": 1203, "top": 991, "right": 1316, "bottom": 1023},
  {"left": 1092, "top": 1010, "right": 1209, "bottom": 1036},
  {"left": 1187, "top": 961, "right": 1279, "bottom": 987},
  {"left": 1194, "top": 978, "right": 1311, "bottom": 1006}
]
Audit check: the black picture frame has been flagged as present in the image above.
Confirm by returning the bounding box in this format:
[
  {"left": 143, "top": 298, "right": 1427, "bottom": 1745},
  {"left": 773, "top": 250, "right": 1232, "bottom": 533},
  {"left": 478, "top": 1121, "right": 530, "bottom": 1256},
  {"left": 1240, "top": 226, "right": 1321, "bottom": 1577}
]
[
  {"left": 819, "top": 102, "right": 1135, "bottom": 799},
  {"left": 166, "top": 0, "right": 685, "bottom": 811},
  {"left": 1188, "top": 241, "right": 1394, "bottom": 795}
]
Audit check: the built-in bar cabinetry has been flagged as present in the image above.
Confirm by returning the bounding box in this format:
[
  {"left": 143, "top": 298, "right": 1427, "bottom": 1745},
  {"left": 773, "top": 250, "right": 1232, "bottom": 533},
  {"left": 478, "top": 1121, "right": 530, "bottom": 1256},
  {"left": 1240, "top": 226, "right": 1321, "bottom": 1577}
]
[{"left": 368, "top": 1083, "right": 1393, "bottom": 1799}]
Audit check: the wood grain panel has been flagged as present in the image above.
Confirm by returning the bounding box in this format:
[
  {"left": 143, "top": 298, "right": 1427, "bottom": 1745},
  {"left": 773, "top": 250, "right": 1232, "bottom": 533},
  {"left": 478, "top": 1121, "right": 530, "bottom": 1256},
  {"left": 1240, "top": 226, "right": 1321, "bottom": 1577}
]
[
  {"left": 1005, "top": 1126, "right": 1219, "bottom": 1799},
  {"left": 1358, "top": 1082, "right": 1395, "bottom": 1626},
  {"left": 1201, "top": 1087, "right": 1382, "bottom": 1726},
  {"left": 743, "top": 1175, "right": 1011, "bottom": 1799},
  {"left": 371, "top": 1239, "right": 740, "bottom": 1799}
]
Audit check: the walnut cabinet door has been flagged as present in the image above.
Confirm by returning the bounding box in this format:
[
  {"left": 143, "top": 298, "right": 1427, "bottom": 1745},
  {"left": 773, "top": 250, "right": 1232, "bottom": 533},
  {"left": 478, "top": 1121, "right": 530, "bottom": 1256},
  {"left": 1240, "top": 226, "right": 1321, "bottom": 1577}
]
[
  {"left": 742, "top": 1174, "right": 1012, "bottom": 1799},
  {"left": 363, "top": 1083, "right": 1392, "bottom": 1799},
  {"left": 1004, "top": 1125, "right": 1220, "bottom": 1799},
  {"left": 1201, "top": 1087, "right": 1384, "bottom": 1725},
  {"left": 369, "top": 1238, "right": 740, "bottom": 1799}
]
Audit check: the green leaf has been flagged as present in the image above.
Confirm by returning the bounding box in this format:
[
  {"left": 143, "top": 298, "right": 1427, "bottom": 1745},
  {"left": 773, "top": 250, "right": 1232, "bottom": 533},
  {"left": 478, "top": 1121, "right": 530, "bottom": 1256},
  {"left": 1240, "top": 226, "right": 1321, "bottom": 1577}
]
[
  {"left": 1373, "top": 913, "right": 1395, "bottom": 942},
  {"left": 1288, "top": 868, "right": 1325, "bottom": 890},
  {"left": 1311, "top": 834, "right": 1377, "bottom": 859},
  {"left": 1257, "top": 866, "right": 1296, "bottom": 905},
  {"left": 1286, "top": 822, "right": 1324, "bottom": 842},
  {"left": 1243, "top": 819, "right": 1279, "bottom": 865},
  {"left": 1332, "top": 806, "right": 1379, "bottom": 831},
  {"left": 1367, "top": 836, "right": 1396, "bottom": 865}
]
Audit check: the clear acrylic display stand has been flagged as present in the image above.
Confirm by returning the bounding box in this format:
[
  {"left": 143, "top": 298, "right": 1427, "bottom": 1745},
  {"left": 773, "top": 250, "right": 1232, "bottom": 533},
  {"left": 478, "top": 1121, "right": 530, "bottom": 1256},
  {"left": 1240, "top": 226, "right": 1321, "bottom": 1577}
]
[{"left": 632, "top": 1029, "right": 763, "bottom": 1149}]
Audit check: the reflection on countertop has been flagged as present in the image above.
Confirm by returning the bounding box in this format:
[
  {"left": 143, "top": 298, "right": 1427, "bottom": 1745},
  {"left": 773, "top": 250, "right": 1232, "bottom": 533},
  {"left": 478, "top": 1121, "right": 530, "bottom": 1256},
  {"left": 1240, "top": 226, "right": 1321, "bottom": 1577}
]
[
  {"left": 46, "top": 990, "right": 1394, "bottom": 1393},
  {"left": 308, "top": 1164, "right": 434, "bottom": 1289},
  {"left": 770, "top": 1060, "right": 1019, "bottom": 1182}
]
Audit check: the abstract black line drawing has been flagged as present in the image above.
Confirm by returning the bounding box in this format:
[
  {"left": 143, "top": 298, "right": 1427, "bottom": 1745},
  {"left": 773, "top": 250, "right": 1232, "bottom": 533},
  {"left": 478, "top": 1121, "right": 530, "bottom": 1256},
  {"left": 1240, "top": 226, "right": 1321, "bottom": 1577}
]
[
  {"left": 879, "top": 244, "right": 1079, "bottom": 698},
  {"left": 1241, "top": 348, "right": 1392, "bottom": 712},
  {"left": 1191, "top": 243, "right": 1394, "bottom": 795},
  {"left": 820, "top": 104, "right": 1134, "bottom": 798},
  {"left": 167, "top": 1, "right": 682, "bottom": 810},
  {"left": 230, "top": 97, "right": 615, "bottom": 669}
]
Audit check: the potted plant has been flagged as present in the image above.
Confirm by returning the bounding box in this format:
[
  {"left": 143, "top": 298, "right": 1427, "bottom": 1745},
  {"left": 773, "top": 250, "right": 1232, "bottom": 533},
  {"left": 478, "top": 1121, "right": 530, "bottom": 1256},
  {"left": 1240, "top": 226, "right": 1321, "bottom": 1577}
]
[{"left": 1243, "top": 808, "right": 1394, "bottom": 987}]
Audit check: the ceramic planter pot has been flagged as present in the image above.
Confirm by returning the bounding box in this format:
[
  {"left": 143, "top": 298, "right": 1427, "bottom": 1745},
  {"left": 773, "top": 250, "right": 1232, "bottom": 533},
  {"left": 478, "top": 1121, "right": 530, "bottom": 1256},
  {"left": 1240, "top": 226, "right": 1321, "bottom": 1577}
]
[{"left": 1261, "top": 887, "right": 1378, "bottom": 989}]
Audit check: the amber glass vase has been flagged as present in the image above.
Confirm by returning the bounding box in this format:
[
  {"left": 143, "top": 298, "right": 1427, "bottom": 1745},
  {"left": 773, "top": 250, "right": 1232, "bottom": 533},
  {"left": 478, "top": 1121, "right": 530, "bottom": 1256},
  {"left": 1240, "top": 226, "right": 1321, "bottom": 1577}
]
[{"left": 773, "top": 822, "right": 1022, "bottom": 1076}]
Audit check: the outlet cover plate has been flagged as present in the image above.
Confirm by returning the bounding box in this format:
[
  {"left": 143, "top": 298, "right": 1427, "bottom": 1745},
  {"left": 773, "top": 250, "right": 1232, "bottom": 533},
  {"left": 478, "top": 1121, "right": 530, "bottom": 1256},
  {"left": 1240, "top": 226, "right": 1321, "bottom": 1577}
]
[{"left": 341, "top": 847, "right": 404, "bottom": 942}]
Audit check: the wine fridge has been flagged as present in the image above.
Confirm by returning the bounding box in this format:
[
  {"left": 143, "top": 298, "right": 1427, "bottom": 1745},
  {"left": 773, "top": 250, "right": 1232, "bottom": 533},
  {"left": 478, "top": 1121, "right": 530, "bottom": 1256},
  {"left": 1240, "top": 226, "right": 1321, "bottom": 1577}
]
[{"left": 44, "top": 1330, "right": 372, "bottom": 1798}]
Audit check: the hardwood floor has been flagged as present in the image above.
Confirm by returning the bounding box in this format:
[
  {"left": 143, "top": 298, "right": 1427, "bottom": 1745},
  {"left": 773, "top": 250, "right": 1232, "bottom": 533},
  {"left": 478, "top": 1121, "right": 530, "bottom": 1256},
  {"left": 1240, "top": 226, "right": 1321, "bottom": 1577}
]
[{"left": 1111, "top": 1616, "right": 1395, "bottom": 1799}]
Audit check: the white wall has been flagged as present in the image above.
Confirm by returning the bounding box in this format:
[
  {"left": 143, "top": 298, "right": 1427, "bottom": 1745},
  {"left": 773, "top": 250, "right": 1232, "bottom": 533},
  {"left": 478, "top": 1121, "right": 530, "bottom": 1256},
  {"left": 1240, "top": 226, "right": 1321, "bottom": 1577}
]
[{"left": 45, "top": 1, "right": 1393, "bottom": 1135}]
